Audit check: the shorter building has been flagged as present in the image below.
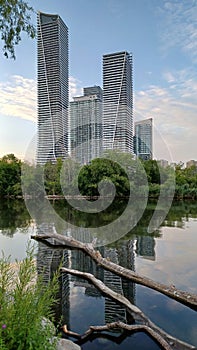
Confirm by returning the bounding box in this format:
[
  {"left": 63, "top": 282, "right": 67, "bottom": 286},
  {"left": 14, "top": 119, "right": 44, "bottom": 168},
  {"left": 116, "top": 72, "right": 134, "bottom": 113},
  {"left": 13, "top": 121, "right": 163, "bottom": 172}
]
[
  {"left": 157, "top": 159, "right": 169, "bottom": 168},
  {"left": 84, "top": 86, "right": 103, "bottom": 100},
  {"left": 170, "top": 162, "right": 177, "bottom": 169},
  {"left": 134, "top": 118, "right": 152, "bottom": 160},
  {"left": 136, "top": 236, "right": 155, "bottom": 261},
  {"left": 186, "top": 160, "right": 197, "bottom": 168},
  {"left": 70, "top": 86, "right": 102, "bottom": 164}
]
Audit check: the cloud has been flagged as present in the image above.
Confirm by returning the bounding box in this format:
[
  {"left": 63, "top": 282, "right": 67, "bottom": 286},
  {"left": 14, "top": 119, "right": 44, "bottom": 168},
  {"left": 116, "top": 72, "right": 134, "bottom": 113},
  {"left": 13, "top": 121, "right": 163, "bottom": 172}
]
[
  {"left": 157, "top": 0, "right": 197, "bottom": 62},
  {"left": 1, "top": 70, "right": 196, "bottom": 163},
  {"left": 135, "top": 68, "right": 197, "bottom": 162},
  {"left": 163, "top": 72, "right": 175, "bottom": 83},
  {"left": 69, "top": 76, "right": 83, "bottom": 100},
  {"left": 0, "top": 76, "right": 37, "bottom": 122},
  {"left": 0, "top": 75, "right": 83, "bottom": 123}
]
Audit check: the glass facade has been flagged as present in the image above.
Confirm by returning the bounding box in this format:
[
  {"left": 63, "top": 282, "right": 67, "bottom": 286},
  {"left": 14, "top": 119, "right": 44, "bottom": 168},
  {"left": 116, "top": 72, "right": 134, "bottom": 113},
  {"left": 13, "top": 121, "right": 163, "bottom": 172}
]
[
  {"left": 37, "top": 12, "right": 69, "bottom": 164},
  {"left": 103, "top": 51, "right": 133, "bottom": 153},
  {"left": 134, "top": 118, "right": 153, "bottom": 160},
  {"left": 70, "top": 86, "right": 103, "bottom": 164}
]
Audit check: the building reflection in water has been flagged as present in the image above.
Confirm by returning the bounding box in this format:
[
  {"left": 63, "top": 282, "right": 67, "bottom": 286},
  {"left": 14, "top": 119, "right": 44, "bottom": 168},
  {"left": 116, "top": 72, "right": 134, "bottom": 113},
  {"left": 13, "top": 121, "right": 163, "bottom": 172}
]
[
  {"left": 36, "top": 223, "right": 70, "bottom": 327},
  {"left": 136, "top": 235, "right": 156, "bottom": 261},
  {"left": 36, "top": 223, "right": 156, "bottom": 330}
]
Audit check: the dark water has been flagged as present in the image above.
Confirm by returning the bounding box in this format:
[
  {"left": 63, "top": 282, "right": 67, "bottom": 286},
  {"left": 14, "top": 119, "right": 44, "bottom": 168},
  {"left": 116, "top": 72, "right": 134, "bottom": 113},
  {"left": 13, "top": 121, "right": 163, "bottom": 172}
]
[{"left": 0, "top": 199, "right": 197, "bottom": 349}]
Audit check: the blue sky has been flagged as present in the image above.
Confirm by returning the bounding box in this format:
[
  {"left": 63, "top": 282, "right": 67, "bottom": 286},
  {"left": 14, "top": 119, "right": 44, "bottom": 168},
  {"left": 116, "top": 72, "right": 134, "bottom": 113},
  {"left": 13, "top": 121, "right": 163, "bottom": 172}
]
[{"left": 0, "top": 0, "right": 197, "bottom": 163}]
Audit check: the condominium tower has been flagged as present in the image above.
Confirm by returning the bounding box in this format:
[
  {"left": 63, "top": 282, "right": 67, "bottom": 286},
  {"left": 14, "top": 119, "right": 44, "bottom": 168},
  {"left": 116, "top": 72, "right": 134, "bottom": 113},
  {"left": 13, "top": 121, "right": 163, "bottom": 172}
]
[
  {"left": 103, "top": 51, "right": 133, "bottom": 153},
  {"left": 70, "top": 86, "right": 103, "bottom": 164},
  {"left": 134, "top": 118, "right": 153, "bottom": 160},
  {"left": 37, "top": 12, "right": 69, "bottom": 164}
]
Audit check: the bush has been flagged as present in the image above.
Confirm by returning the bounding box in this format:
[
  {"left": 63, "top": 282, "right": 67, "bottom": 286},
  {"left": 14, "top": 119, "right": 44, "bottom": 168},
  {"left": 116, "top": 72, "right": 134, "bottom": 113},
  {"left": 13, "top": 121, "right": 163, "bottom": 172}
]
[{"left": 0, "top": 245, "right": 59, "bottom": 350}]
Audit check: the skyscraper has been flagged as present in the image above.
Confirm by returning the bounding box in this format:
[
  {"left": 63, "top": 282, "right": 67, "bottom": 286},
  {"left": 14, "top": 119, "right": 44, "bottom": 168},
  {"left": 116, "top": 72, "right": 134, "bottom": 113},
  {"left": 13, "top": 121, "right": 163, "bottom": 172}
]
[
  {"left": 134, "top": 118, "right": 153, "bottom": 160},
  {"left": 103, "top": 51, "right": 133, "bottom": 153},
  {"left": 70, "top": 86, "right": 103, "bottom": 164},
  {"left": 37, "top": 12, "right": 69, "bottom": 165}
]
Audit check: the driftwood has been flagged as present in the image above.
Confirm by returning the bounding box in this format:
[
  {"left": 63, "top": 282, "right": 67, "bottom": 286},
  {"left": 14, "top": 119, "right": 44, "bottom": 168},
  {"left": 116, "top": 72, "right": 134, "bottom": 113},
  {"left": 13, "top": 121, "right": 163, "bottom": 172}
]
[
  {"left": 60, "top": 267, "right": 196, "bottom": 350},
  {"left": 62, "top": 322, "right": 174, "bottom": 349},
  {"left": 31, "top": 232, "right": 197, "bottom": 349},
  {"left": 31, "top": 232, "right": 197, "bottom": 310}
]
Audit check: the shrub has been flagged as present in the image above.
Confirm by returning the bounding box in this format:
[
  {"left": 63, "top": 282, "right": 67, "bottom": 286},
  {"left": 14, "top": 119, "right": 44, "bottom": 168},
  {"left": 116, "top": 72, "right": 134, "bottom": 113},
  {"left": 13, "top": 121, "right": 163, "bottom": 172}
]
[{"left": 0, "top": 245, "right": 59, "bottom": 350}]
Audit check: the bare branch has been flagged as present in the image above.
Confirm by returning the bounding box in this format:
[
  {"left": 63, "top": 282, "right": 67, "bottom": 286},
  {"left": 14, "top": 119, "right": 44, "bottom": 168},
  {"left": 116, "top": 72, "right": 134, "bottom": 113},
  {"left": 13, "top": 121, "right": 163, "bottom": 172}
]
[
  {"left": 61, "top": 267, "right": 196, "bottom": 350},
  {"left": 63, "top": 321, "right": 173, "bottom": 350},
  {"left": 31, "top": 232, "right": 197, "bottom": 310}
]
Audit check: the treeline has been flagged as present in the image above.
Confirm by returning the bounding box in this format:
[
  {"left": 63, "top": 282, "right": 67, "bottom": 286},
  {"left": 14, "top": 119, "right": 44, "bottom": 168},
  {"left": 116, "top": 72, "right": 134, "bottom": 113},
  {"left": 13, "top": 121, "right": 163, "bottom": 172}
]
[
  {"left": 0, "top": 154, "right": 22, "bottom": 197},
  {"left": 0, "top": 152, "right": 197, "bottom": 199}
]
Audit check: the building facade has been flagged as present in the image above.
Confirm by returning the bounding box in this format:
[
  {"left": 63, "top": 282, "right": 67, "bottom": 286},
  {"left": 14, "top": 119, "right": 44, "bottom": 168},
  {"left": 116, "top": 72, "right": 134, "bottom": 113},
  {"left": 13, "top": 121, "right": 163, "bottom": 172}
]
[
  {"left": 186, "top": 160, "right": 197, "bottom": 168},
  {"left": 103, "top": 51, "right": 133, "bottom": 153},
  {"left": 70, "top": 86, "right": 102, "bottom": 164},
  {"left": 157, "top": 159, "right": 169, "bottom": 168},
  {"left": 134, "top": 118, "right": 153, "bottom": 160},
  {"left": 37, "top": 12, "right": 69, "bottom": 165}
]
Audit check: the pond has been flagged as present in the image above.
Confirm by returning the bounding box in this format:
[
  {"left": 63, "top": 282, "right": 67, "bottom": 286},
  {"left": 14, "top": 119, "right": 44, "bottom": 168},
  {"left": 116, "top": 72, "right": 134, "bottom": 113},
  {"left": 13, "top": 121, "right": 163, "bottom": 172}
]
[{"left": 0, "top": 199, "right": 197, "bottom": 349}]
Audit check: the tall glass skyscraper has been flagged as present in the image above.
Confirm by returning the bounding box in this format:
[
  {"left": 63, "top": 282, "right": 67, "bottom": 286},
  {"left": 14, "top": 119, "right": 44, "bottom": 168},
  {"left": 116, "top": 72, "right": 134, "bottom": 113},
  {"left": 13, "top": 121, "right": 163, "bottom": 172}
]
[
  {"left": 103, "top": 51, "right": 133, "bottom": 153},
  {"left": 134, "top": 118, "right": 153, "bottom": 160},
  {"left": 37, "top": 12, "right": 69, "bottom": 165}
]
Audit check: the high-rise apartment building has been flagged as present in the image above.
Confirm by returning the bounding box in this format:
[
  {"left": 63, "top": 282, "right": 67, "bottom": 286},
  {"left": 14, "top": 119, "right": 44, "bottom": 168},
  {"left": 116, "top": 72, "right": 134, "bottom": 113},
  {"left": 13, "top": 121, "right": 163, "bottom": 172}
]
[
  {"left": 37, "top": 12, "right": 69, "bottom": 165},
  {"left": 103, "top": 51, "right": 133, "bottom": 153},
  {"left": 134, "top": 118, "right": 153, "bottom": 160},
  {"left": 70, "top": 86, "right": 103, "bottom": 164}
]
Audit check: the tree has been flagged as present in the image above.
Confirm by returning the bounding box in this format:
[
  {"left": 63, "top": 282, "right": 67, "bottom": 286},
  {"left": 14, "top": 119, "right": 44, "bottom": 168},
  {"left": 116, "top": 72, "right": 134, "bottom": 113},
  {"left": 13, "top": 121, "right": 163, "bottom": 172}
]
[
  {"left": 78, "top": 157, "right": 130, "bottom": 197},
  {"left": 175, "top": 164, "right": 197, "bottom": 199},
  {"left": 0, "top": 154, "right": 22, "bottom": 197},
  {"left": 44, "top": 159, "right": 65, "bottom": 196},
  {"left": 0, "top": 0, "right": 35, "bottom": 58},
  {"left": 21, "top": 162, "right": 45, "bottom": 198},
  {"left": 60, "top": 157, "right": 81, "bottom": 196},
  {"left": 142, "top": 159, "right": 161, "bottom": 184}
]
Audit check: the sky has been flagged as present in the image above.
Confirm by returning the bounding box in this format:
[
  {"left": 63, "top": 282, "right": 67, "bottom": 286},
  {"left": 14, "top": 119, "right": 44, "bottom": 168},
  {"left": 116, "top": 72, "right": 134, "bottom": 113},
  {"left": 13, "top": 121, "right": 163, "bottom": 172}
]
[{"left": 0, "top": 0, "right": 197, "bottom": 164}]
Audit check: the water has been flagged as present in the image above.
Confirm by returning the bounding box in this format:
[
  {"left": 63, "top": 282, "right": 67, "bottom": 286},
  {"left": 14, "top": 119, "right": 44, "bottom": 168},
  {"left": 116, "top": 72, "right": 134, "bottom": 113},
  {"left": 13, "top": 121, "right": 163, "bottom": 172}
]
[{"left": 0, "top": 199, "right": 197, "bottom": 349}]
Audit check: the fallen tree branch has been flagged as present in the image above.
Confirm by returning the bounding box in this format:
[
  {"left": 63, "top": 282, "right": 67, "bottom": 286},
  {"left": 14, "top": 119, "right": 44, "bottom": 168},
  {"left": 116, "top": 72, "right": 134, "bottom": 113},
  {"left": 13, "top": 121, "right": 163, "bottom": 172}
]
[
  {"left": 61, "top": 267, "right": 196, "bottom": 350},
  {"left": 31, "top": 232, "right": 197, "bottom": 310},
  {"left": 62, "top": 324, "right": 133, "bottom": 345},
  {"left": 62, "top": 321, "right": 174, "bottom": 349}
]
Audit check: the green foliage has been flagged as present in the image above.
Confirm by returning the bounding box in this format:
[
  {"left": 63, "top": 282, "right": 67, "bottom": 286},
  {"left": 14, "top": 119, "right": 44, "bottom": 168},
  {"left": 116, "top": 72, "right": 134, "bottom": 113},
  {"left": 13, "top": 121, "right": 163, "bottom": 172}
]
[
  {"left": 44, "top": 159, "right": 65, "bottom": 195},
  {"left": 1, "top": 153, "right": 197, "bottom": 199},
  {"left": 142, "top": 159, "right": 161, "bottom": 184},
  {"left": 21, "top": 163, "right": 45, "bottom": 198},
  {"left": 0, "top": 337, "right": 7, "bottom": 350},
  {"left": 78, "top": 157, "right": 130, "bottom": 197},
  {"left": 0, "top": 245, "right": 59, "bottom": 350},
  {"left": 175, "top": 164, "right": 197, "bottom": 199},
  {"left": 60, "top": 158, "right": 81, "bottom": 195},
  {"left": 0, "top": 0, "right": 36, "bottom": 59},
  {"left": 0, "top": 154, "right": 22, "bottom": 197},
  {"left": 43, "top": 158, "right": 81, "bottom": 196}
]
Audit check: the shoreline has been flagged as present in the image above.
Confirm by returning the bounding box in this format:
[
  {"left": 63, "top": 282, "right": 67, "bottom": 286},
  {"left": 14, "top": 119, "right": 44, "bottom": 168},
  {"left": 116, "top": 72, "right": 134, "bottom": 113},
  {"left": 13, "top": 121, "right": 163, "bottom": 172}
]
[{"left": 3, "top": 194, "right": 197, "bottom": 201}]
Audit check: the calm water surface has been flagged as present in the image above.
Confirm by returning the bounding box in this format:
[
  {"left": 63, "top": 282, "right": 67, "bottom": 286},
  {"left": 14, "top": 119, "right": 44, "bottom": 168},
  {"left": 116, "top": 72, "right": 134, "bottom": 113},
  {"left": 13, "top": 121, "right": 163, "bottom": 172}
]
[{"left": 0, "top": 199, "right": 197, "bottom": 349}]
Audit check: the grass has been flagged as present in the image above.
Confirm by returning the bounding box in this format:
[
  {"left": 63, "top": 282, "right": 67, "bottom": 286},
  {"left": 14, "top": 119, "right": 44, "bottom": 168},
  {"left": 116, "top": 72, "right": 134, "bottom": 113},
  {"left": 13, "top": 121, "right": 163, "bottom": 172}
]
[{"left": 0, "top": 245, "right": 59, "bottom": 350}]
